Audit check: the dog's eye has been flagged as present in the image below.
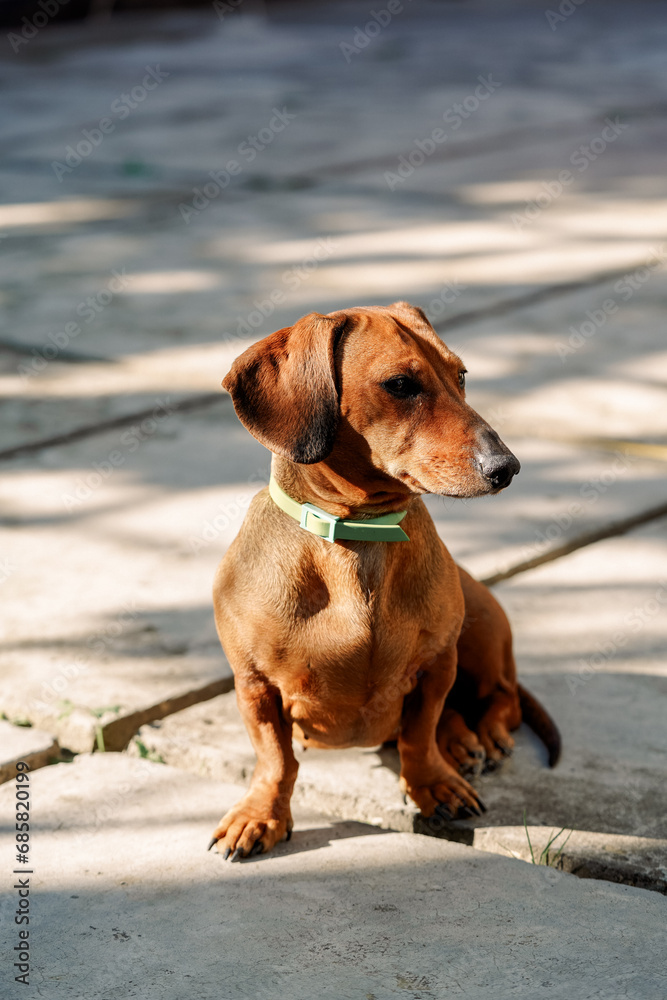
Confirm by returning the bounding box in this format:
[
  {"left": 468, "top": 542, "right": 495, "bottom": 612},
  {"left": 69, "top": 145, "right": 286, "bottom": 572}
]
[
  {"left": 458, "top": 370, "right": 467, "bottom": 389},
  {"left": 382, "top": 375, "right": 422, "bottom": 398}
]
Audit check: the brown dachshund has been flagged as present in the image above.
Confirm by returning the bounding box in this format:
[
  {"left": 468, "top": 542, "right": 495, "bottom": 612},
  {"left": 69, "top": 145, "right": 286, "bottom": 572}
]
[{"left": 210, "top": 302, "right": 560, "bottom": 860}]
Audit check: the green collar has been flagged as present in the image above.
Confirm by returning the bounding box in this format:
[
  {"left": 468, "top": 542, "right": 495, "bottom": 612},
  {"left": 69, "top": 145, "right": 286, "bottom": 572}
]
[{"left": 269, "top": 475, "right": 409, "bottom": 543}]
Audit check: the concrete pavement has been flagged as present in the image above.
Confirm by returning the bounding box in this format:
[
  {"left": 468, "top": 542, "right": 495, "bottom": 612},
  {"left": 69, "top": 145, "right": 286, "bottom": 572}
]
[
  {"left": 1, "top": 1, "right": 666, "bottom": 993},
  {"left": 2, "top": 755, "right": 665, "bottom": 1000}
]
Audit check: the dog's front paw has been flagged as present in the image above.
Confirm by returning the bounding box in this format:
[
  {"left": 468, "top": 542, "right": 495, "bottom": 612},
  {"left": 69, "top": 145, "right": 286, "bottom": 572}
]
[
  {"left": 208, "top": 791, "right": 293, "bottom": 861},
  {"left": 401, "top": 762, "right": 486, "bottom": 820}
]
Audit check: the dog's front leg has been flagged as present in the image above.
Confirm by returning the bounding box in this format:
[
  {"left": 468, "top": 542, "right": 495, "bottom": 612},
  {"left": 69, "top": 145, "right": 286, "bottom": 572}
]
[
  {"left": 398, "top": 647, "right": 486, "bottom": 820},
  {"left": 210, "top": 679, "right": 298, "bottom": 859}
]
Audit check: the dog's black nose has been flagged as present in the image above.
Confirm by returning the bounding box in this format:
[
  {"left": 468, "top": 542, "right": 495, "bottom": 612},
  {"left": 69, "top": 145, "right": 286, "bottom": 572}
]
[{"left": 480, "top": 452, "right": 520, "bottom": 490}]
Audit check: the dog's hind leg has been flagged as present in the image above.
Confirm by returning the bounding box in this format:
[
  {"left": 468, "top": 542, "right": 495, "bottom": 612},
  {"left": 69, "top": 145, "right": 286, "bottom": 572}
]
[
  {"left": 436, "top": 707, "right": 486, "bottom": 776},
  {"left": 443, "top": 566, "right": 522, "bottom": 772},
  {"left": 474, "top": 679, "right": 521, "bottom": 771}
]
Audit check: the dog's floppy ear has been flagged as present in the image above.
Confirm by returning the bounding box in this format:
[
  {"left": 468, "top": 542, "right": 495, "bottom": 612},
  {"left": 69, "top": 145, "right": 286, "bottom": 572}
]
[{"left": 222, "top": 312, "right": 348, "bottom": 464}]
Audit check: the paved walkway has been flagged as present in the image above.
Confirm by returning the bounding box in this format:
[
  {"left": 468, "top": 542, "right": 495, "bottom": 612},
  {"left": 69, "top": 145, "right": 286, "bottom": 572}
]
[
  {"left": 1, "top": 1, "right": 666, "bottom": 995},
  {"left": 3, "top": 755, "right": 666, "bottom": 1000}
]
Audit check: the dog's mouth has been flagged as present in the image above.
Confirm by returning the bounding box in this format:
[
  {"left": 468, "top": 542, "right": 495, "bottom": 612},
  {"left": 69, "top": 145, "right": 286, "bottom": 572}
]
[
  {"left": 391, "top": 449, "right": 519, "bottom": 499},
  {"left": 436, "top": 485, "right": 502, "bottom": 500},
  {"left": 394, "top": 470, "right": 497, "bottom": 500},
  {"left": 438, "top": 472, "right": 520, "bottom": 499},
  {"left": 392, "top": 470, "right": 430, "bottom": 495}
]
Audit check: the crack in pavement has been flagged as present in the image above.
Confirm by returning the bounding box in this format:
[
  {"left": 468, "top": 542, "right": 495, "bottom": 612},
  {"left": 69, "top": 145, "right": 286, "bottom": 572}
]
[
  {"left": 304, "top": 103, "right": 667, "bottom": 179},
  {"left": 482, "top": 499, "right": 667, "bottom": 587},
  {"left": 0, "top": 391, "right": 229, "bottom": 462},
  {"left": 0, "top": 336, "right": 109, "bottom": 363},
  {"left": 432, "top": 260, "right": 660, "bottom": 335}
]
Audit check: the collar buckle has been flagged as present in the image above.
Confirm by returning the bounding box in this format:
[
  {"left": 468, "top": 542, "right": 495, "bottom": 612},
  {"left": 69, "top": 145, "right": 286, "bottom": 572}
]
[{"left": 299, "top": 501, "right": 341, "bottom": 543}]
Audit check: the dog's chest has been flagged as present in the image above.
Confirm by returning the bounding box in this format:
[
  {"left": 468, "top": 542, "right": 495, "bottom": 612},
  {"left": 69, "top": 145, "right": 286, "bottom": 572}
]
[
  {"left": 283, "top": 634, "right": 437, "bottom": 748},
  {"left": 274, "top": 549, "right": 450, "bottom": 745},
  {"left": 286, "top": 543, "right": 430, "bottom": 655}
]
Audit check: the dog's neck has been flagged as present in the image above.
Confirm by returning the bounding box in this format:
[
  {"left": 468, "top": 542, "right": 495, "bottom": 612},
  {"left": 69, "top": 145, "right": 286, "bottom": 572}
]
[{"left": 271, "top": 453, "right": 416, "bottom": 520}]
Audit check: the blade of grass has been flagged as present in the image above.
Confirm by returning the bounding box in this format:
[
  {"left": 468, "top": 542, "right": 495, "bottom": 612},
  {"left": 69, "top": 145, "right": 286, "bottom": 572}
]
[
  {"left": 523, "top": 809, "right": 536, "bottom": 864},
  {"left": 549, "top": 828, "right": 573, "bottom": 868},
  {"left": 539, "top": 827, "right": 567, "bottom": 865}
]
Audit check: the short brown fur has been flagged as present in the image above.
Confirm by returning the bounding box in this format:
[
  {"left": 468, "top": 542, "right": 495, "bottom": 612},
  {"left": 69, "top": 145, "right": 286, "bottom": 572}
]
[{"left": 211, "top": 302, "right": 560, "bottom": 858}]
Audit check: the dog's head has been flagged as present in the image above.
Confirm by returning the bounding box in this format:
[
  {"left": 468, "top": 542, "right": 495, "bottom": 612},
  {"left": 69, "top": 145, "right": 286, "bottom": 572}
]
[{"left": 222, "top": 302, "right": 519, "bottom": 500}]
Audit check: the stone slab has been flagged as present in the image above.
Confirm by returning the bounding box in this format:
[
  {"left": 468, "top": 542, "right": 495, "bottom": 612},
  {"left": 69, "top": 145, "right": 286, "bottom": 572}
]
[
  {"left": 1, "top": 753, "right": 665, "bottom": 1000},
  {"left": 457, "top": 267, "right": 667, "bottom": 444},
  {"left": 481, "top": 522, "right": 667, "bottom": 842},
  {"left": 0, "top": 408, "right": 254, "bottom": 751},
  {"left": 495, "top": 520, "right": 667, "bottom": 673},
  {"left": 474, "top": 826, "right": 667, "bottom": 895},
  {"left": 0, "top": 720, "right": 59, "bottom": 785},
  {"left": 424, "top": 436, "right": 667, "bottom": 581}
]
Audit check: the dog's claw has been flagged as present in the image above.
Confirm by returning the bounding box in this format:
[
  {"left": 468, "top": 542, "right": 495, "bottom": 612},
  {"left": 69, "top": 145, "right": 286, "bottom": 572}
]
[
  {"left": 230, "top": 848, "right": 245, "bottom": 862},
  {"left": 222, "top": 847, "right": 231, "bottom": 860},
  {"left": 249, "top": 841, "right": 264, "bottom": 857},
  {"left": 207, "top": 838, "right": 218, "bottom": 852},
  {"left": 285, "top": 828, "right": 292, "bottom": 842},
  {"left": 434, "top": 803, "right": 453, "bottom": 821}
]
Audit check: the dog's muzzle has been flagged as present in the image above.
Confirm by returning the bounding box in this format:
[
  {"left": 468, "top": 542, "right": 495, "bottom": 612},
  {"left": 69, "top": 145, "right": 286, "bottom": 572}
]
[{"left": 476, "top": 429, "right": 521, "bottom": 491}]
